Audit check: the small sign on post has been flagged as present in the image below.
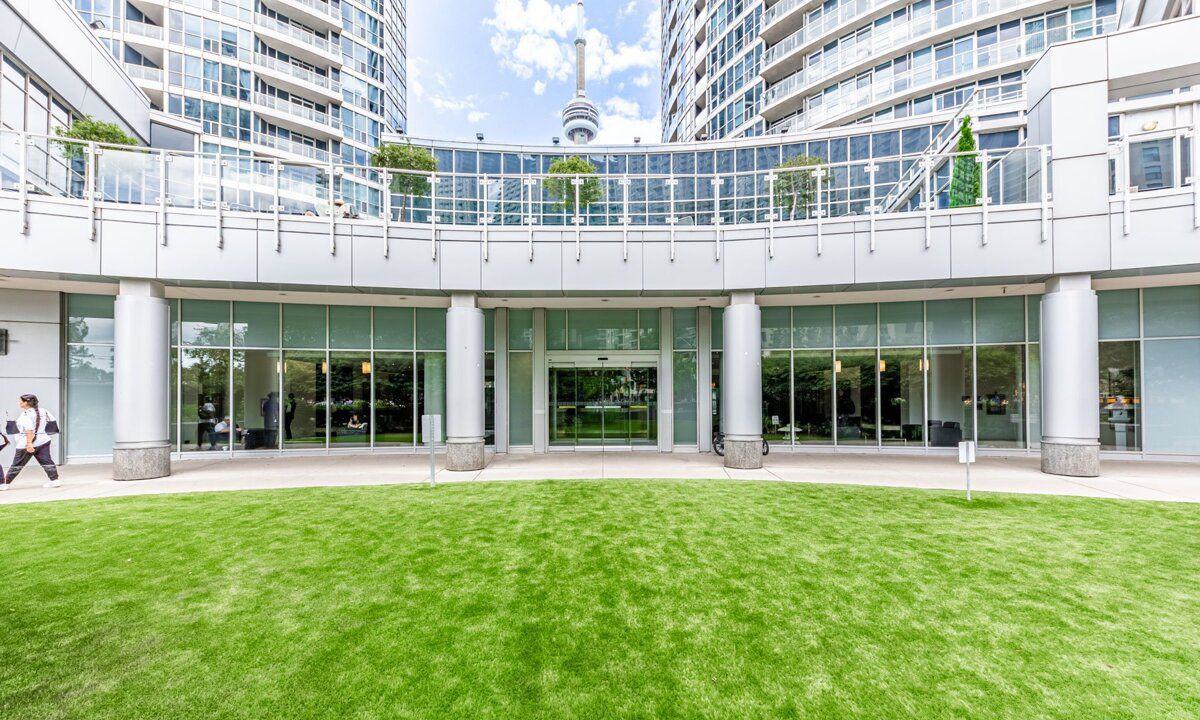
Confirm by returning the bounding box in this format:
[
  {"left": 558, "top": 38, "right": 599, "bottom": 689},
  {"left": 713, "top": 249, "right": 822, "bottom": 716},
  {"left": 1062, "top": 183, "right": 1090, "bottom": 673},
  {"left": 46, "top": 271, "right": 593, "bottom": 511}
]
[
  {"left": 958, "top": 440, "right": 976, "bottom": 501},
  {"left": 421, "top": 414, "right": 442, "bottom": 488}
]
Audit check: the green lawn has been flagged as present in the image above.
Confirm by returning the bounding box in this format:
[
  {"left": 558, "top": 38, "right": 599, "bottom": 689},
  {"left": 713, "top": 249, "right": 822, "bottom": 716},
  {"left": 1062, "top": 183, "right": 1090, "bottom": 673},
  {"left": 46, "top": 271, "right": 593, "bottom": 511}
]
[{"left": 2, "top": 480, "right": 1198, "bottom": 719}]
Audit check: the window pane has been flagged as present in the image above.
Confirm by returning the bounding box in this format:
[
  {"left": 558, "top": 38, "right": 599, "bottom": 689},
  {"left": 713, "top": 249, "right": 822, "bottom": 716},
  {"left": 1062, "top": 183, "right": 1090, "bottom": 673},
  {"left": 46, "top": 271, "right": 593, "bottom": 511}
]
[
  {"left": 282, "top": 351, "right": 326, "bottom": 447},
  {"left": 66, "top": 344, "right": 113, "bottom": 456},
  {"left": 673, "top": 308, "right": 698, "bottom": 350},
  {"left": 794, "top": 349, "right": 833, "bottom": 444},
  {"left": 67, "top": 294, "right": 115, "bottom": 343},
  {"left": 638, "top": 309, "right": 660, "bottom": 350},
  {"left": 483, "top": 309, "right": 495, "bottom": 352},
  {"left": 792, "top": 305, "right": 833, "bottom": 348},
  {"left": 879, "top": 302, "right": 923, "bottom": 346},
  {"left": 1098, "top": 289, "right": 1140, "bottom": 340},
  {"left": 762, "top": 350, "right": 791, "bottom": 443},
  {"left": 283, "top": 304, "right": 326, "bottom": 349},
  {"left": 181, "top": 347, "right": 230, "bottom": 452},
  {"left": 233, "top": 302, "right": 278, "bottom": 347},
  {"left": 835, "top": 349, "right": 877, "bottom": 444},
  {"left": 1143, "top": 286, "right": 1200, "bottom": 338},
  {"left": 509, "top": 351, "right": 533, "bottom": 444},
  {"left": 1099, "top": 341, "right": 1140, "bottom": 451},
  {"left": 416, "top": 308, "right": 446, "bottom": 350},
  {"left": 928, "top": 346, "right": 974, "bottom": 446},
  {"left": 880, "top": 349, "right": 924, "bottom": 445},
  {"left": 568, "top": 309, "right": 639, "bottom": 350},
  {"left": 508, "top": 309, "right": 533, "bottom": 351},
  {"left": 232, "top": 349, "right": 280, "bottom": 450},
  {"left": 1129, "top": 138, "right": 1174, "bottom": 190},
  {"left": 975, "top": 296, "right": 1024, "bottom": 343},
  {"left": 329, "top": 306, "right": 371, "bottom": 349},
  {"left": 1143, "top": 338, "right": 1200, "bottom": 453},
  {"left": 711, "top": 307, "right": 723, "bottom": 350},
  {"left": 328, "top": 353, "right": 371, "bottom": 446},
  {"left": 927, "top": 299, "right": 973, "bottom": 345},
  {"left": 374, "top": 307, "right": 414, "bottom": 350},
  {"left": 374, "top": 352, "right": 414, "bottom": 446},
  {"left": 762, "top": 307, "right": 791, "bottom": 349},
  {"left": 1028, "top": 344, "right": 1041, "bottom": 448},
  {"left": 416, "top": 352, "right": 446, "bottom": 443},
  {"left": 976, "top": 344, "right": 1025, "bottom": 448},
  {"left": 547, "top": 309, "right": 567, "bottom": 350},
  {"left": 485, "top": 353, "right": 495, "bottom": 445},
  {"left": 673, "top": 352, "right": 697, "bottom": 444},
  {"left": 836, "top": 304, "right": 876, "bottom": 348},
  {"left": 181, "top": 299, "right": 230, "bottom": 346},
  {"left": 1027, "top": 295, "right": 1041, "bottom": 341}
]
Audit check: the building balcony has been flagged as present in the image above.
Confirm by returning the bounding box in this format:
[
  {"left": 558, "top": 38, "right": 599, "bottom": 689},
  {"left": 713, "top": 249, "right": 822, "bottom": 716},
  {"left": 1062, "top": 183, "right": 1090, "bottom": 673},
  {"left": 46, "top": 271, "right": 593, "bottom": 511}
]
[
  {"left": 258, "top": 0, "right": 341, "bottom": 32},
  {"left": 253, "top": 52, "right": 342, "bottom": 102},
  {"left": 254, "top": 14, "right": 342, "bottom": 66},
  {"left": 252, "top": 92, "right": 341, "bottom": 137},
  {"left": 124, "top": 62, "right": 163, "bottom": 86},
  {"left": 761, "top": 13, "right": 1114, "bottom": 125},
  {"left": 250, "top": 130, "right": 331, "bottom": 162},
  {"left": 762, "top": 0, "right": 817, "bottom": 44}
]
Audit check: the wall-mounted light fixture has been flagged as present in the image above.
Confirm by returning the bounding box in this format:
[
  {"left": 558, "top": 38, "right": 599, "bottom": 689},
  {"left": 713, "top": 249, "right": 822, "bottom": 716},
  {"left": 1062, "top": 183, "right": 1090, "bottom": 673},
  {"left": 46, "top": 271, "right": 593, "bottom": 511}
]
[{"left": 0, "top": 328, "right": 7, "bottom": 356}]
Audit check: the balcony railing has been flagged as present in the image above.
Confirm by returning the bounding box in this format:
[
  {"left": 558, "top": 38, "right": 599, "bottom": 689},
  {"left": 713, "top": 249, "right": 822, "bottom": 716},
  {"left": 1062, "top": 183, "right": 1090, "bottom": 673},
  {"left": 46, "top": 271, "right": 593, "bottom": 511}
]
[
  {"left": 123, "top": 19, "right": 164, "bottom": 41},
  {"left": 253, "top": 92, "right": 340, "bottom": 130},
  {"left": 253, "top": 53, "right": 340, "bottom": 93},
  {"left": 764, "top": 14, "right": 1115, "bottom": 127},
  {"left": 0, "top": 129, "right": 1052, "bottom": 241},
  {"left": 763, "top": 0, "right": 809, "bottom": 31},
  {"left": 124, "top": 63, "right": 163, "bottom": 83},
  {"left": 278, "top": 0, "right": 338, "bottom": 22},
  {"left": 251, "top": 131, "right": 331, "bottom": 161},
  {"left": 255, "top": 14, "right": 335, "bottom": 55}
]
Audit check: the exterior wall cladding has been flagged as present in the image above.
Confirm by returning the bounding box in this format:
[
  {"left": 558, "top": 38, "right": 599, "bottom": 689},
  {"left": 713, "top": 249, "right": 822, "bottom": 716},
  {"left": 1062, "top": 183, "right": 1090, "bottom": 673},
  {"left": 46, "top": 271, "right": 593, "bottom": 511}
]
[
  {"left": 2, "top": 0, "right": 1200, "bottom": 478},
  {"left": 661, "top": 0, "right": 1118, "bottom": 142},
  {"left": 72, "top": 0, "right": 406, "bottom": 208}
]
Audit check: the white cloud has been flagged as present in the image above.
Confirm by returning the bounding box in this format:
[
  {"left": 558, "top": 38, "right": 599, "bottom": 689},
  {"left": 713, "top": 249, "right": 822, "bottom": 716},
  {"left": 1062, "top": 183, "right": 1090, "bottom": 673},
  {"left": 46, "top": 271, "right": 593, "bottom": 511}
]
[
  {"left": 409, "top": 58, "right": 486, "bottom": 119},
  {"left": 595, "top": 94, "right": 661, "bottom": 144},
  {"left": 467, "top": 111, "right": 490, "bottom": 123},
  {"left": 617, "top": 0, "right": 639, "bottom": 20},
  {"left": 632, "top": 71, "right": 653, "bottom": 88},
  {"left": 533, "top": 80, "right": 547, "bottom": 95}
]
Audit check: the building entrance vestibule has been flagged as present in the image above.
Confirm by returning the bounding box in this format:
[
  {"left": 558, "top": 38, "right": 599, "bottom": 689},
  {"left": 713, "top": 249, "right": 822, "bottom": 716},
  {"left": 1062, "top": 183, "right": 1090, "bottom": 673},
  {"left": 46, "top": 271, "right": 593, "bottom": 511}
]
[{"left": 548, "top": 356, "right": 658, "bottom": 449}]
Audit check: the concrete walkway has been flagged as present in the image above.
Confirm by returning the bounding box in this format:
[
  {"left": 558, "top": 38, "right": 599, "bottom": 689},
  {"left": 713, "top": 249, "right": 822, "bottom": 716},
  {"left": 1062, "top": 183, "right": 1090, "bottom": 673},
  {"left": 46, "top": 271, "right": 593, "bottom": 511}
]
[{"left": 2, "top": 451, "right": 1198, "bottom": 506}]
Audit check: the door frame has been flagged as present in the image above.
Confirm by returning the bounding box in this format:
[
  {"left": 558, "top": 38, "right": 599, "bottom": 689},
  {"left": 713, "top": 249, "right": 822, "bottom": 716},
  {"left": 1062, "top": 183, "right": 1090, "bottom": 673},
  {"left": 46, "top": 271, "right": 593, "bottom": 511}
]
[{"left": 545, "top": 351, "right": 660, "bottom": 451}]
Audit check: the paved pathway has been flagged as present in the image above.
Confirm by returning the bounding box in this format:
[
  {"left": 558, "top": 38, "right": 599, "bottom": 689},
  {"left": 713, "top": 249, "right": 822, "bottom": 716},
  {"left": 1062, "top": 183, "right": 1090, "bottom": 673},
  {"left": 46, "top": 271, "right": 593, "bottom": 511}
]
[{"left": 1, "top": 452, "right": 1198, "bottom": 506}]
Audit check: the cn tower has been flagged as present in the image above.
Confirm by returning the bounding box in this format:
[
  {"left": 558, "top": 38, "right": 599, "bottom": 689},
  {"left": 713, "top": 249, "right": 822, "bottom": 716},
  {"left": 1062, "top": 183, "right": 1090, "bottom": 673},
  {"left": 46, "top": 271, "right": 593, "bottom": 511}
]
[{"left": 561, "top": 0, "right": 600, "bottom": 144}]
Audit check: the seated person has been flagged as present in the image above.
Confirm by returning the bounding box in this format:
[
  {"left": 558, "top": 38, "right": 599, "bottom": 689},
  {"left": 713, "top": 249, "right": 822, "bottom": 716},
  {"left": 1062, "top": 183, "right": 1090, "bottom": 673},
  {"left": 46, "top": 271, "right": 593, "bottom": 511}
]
[
  {"left": 208, "top": 417, "right": 244, "bottom": 450},
  {"left": 344, "top": 414, "right": 367, "bottom": 434}
]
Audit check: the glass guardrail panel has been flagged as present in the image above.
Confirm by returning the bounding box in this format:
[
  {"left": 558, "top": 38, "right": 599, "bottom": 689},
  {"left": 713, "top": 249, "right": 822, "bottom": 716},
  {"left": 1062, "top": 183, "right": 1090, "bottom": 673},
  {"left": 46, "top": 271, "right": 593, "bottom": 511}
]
[{"left": 98, "top": 148, "right": 161, "bottom": 205}]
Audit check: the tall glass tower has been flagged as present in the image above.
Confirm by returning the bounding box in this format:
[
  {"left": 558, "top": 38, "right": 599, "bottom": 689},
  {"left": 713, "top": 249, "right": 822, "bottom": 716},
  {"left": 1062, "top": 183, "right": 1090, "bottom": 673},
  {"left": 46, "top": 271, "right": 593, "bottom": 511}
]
[
  {"left": 663, "top": 0, "right": 1118, "bottom": 141},
  {"left": 74, "top": 0, "right": 407, "bottom": 168}
]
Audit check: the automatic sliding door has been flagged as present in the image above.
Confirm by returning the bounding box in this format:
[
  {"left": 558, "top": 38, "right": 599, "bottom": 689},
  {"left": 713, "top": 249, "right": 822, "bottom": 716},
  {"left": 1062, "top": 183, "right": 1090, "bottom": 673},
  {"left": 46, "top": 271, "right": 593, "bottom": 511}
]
[
  {"left": 547, "top": 361, "right": 658, "bottom": 448},
  {"left": 550, "top": 367, "right": 578, "bottom": 446},
  {"left": 576, "top": 368, "right": 605, "bottom": 446},
  {"left": 627, "top": 366, "right": 657, "bottom": 446}
]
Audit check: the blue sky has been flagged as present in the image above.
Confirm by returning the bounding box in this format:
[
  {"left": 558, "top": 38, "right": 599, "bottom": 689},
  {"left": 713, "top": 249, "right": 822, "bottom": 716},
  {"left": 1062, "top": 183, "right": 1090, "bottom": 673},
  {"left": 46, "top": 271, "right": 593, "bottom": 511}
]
[{"left": 406, "top": 1, "right": 662, "bottom": 145}]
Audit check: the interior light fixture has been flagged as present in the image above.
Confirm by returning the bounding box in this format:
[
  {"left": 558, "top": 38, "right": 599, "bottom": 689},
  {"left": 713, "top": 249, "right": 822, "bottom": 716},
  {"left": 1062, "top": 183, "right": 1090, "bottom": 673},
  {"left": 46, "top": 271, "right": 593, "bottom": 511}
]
[
  {"left": 362, "top": 361, "right": 371, "bottom": 375},
  {"left": 834, "top": 359, "right": 842, "bottom": 373}
]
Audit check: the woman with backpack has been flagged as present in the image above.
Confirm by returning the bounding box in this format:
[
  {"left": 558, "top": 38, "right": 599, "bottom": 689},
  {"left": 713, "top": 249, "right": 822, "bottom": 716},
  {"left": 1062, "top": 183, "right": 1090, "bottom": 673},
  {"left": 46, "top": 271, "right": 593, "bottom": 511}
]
[{"left": 0, "top": 394, "right": 60, "bottom": 490}]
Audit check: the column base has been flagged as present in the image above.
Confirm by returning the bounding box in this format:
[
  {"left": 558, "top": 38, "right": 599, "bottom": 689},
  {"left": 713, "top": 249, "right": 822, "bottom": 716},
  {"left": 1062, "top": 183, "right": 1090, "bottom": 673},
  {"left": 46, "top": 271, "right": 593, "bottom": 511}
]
[
  {"left": 1041, "top": 441, "right": 1099, "bottom": 477},
  {"left": 113, "top": 444, "right": 171, "bottom": 481},
  {"left": 724, "top": 438, "right": 763, "bottom": 470},
  {"left": 446, "top": 440, "right": 486, "bottom": 472}
]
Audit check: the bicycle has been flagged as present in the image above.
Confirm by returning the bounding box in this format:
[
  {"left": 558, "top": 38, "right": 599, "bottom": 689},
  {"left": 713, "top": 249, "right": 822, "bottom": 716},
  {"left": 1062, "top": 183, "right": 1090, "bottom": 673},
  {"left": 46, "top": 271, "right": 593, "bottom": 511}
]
[{"left": 712, "top": 431, "right": 769, "bottom": 458}]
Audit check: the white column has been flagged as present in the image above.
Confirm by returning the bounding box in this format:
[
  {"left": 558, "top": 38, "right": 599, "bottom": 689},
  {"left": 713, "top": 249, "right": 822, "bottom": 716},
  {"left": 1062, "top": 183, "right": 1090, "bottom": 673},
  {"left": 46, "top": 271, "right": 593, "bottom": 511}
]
[
  {"left": 112, "top": 279, "right": 171, "bottom": 480},
  {"left": 445, "top": 293, "right": 485, "bottom": 471},
  {"left": 1040, "top": 274, "right": 1100, "bottom": 476},
  {"left": 721, "top": 291, "right": 762, "bottom": 469}
]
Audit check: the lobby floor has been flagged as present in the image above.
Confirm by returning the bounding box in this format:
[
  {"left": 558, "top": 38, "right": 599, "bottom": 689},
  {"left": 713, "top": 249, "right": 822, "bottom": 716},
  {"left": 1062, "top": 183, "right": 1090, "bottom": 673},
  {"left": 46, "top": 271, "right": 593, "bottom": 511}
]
[{"left": 2, "top": 451, "right": 1199, "bottom": 505}]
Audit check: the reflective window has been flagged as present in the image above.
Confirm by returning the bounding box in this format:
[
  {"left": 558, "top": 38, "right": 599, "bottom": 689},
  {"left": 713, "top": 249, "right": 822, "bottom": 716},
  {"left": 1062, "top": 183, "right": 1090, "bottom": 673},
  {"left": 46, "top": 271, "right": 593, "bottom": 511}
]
[
  {"left": 181, "top": 348, "right": 230, "bottom": 452},
  {"left": 835, "top": 350, "right": 877, "bottom": 444},
  {"left": 927, "top": 346, "right": 974, "bottom": 446},
  {"left": 792, "top": 305, "right": 832, "bottom": 348},
  {"left": 880, "top": 302, "right": 923, "bottom": 346},
  {"left": 330, "top": 353, "right": 371, "bottom": 447},
  {"left": 836, "top": 304, "right": 876, "bottom": 348},
  {"left": 762, "top": 351, "right": 792, "bottom": 443},
  {"left": 282, "top": 351, "right": 327, "bottom": 448},
  {"left": 880, "top": 349, "right": 924, "bottom": 445},
  {"left": 976, "top": 345, "right": 1025, "bottom": 448},
  {"left": 1098, "top": 289, "right": 1140, "bottom": 340},
  {"left": 1099, "top": 341, "right": 1140, "bottom": 451},
  {"left": 794, "top": 350, "right": 833, "bottom": 444},
  {"left": 975, "top": 296, "right": 1025, "bottom": 343},
  {"left": 1143, "top": 338, "right": 1200, "bottom": 454},
  {"left": 927, "top": 299, "right": 973, "bottom": 345}
]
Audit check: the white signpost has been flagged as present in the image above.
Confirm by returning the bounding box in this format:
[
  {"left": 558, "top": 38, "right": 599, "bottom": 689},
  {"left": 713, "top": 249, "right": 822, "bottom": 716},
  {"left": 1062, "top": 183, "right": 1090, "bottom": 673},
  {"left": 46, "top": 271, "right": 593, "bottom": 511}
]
[
  {"left": 421, "top": 414, "right": 442, "bottom": 488},
  {"left": 958, "top": 440, "right": 976, "bottom": 501}
]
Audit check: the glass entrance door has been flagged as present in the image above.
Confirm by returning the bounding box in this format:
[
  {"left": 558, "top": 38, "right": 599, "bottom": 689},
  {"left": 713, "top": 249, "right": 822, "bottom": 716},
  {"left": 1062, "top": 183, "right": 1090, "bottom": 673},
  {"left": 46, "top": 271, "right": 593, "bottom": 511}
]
[{"left": 549, "top": 364, "right": 657, "bottom": 447}]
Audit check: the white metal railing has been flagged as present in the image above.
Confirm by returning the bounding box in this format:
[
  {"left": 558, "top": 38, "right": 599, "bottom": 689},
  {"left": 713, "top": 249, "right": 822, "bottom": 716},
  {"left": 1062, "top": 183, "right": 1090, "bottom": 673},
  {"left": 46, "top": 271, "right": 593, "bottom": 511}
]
[
  {"left": 253, "top": 53, "right": 340, "bottom": 93},
  {"left": 251, "top": 131, "right": 330, "bottom": 161},
  {"left": 274, "top": 0, "right": 338, "bottom": 21},
  {"left": 763, "top": 0, "right": 809, "bottom": 30},
  {"left": 763, "top": 14, "right": 1116, "bottom": 120},
  {"left": 123, "top": 19, "right": 164, "bottom": 41},
  {"left": 1109, "top": 126, "right": 1199, "bottom": 236},
  {"left": 253, "top": 92, "right": 340, "bottom": 130},
  {"left": 255, "top": 14, "right": 335, "bottom": 55},
  {"left": 124, "top": 64, "right": 163, "bottom": 83},
  {"left": 0, "top": 129, "right": 1056, "bottom": 260}
]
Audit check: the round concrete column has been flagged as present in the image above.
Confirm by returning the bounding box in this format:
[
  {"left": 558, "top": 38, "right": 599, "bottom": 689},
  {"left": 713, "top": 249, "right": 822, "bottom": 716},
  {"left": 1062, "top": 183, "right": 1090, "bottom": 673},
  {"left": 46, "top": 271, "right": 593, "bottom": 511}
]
[
  {"left": 721, "top": 292, "right": 763, "bottom": 469},
  {"left": 112, "top": 279, "right": 171, "bottom": 480},
  {"left": 445, "top": 293, "right": 486, "bottom": 471},
  {"left": 1040, "top": 274, "right": 1100, "bottom": 477}
]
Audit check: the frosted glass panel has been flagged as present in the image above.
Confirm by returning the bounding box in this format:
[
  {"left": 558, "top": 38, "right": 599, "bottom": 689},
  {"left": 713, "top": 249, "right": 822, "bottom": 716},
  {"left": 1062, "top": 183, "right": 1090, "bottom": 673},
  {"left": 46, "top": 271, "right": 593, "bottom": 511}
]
[
  {"left": 1143, "top": 338, "right": 1200, "bottom": 453},
  {"left": 835, "top": 304, "right": 876, "bottom": 348},
  {"left": 927, "top": 299, "right": 973, "bottom": 345},
  {"left": 568, "top": 309, "right": 639, "bottom": 350},
  {"left": 66, "top": 344, "right": 113, "bottom": 456},
  {"left": 638, "top": 309, "right": 660, "bottom": 350},
  {"left": 975, "top": 296, "right": 1024, "bottom": 343},
  {"left": 67, "top": 294, "right": 115, "bottom": 343},
  {"left": 483, "top": 309, "right": 495, "bottom": 352},
  {"left": 182, "top": 299, "right": 230, "bottom": 347},
  {"left": 547, "top": 309, "right": 567, "bottom": 350},
  {"left": 711, "top": 308, "right": 723, "bottom": 350},
  {"left": 673, "top": 308, "right": 698, "bottom": 350},
  {"left": 792, "top": 305, "right": 832, "bottom": 348},
  {"left": 283, "top": 304, "right": 326, "bottom": 349},
  {"left": 761, "top": 306, "right": 791, "bottom": 349},
  {"left": 329, "top": 306, "right": 371, "bottom": 349},
  {"left": 508, "top": 309, "right": 533, "bottom": 350},
  {"left": 373, "top": 307, "right": 414, "bottom": 350},
  {"left": 1027, "top": 295, "right": 1041, "bottom": 341},
  {"left": 509, "top": 351, "right": 533, "bottom": 445},
  {"left": 1143, "top": 286, "right": 1200, "bottom": 338},
  {"left": 416, "top": 308, "right": 446, "bottom": 350},
  {"left": 673, "top": 352, "right": 697, "bottom": 444},
  {"left": 1098, "top": 290, "right": 1140, "bottom": 340},
  {"left": 233, "top": 302, "right": 279, "bottom": 348},
  {"left": 879, "top": 302, "right": 923, "bottom": 346}
]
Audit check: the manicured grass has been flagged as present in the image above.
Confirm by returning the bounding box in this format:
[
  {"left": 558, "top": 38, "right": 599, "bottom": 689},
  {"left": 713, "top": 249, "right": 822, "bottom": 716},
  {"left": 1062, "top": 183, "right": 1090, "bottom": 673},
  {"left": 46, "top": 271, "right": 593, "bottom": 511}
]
[{"left": 2, "top": 480, "right": 1199, "bottom": 719}]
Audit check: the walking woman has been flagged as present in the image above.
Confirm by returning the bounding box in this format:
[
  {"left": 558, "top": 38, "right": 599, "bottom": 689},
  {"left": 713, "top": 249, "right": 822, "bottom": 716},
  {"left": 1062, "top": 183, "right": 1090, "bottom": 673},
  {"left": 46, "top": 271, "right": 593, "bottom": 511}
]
[{"left": 1, "top": 394, "right": 60, "bottom": 489}]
